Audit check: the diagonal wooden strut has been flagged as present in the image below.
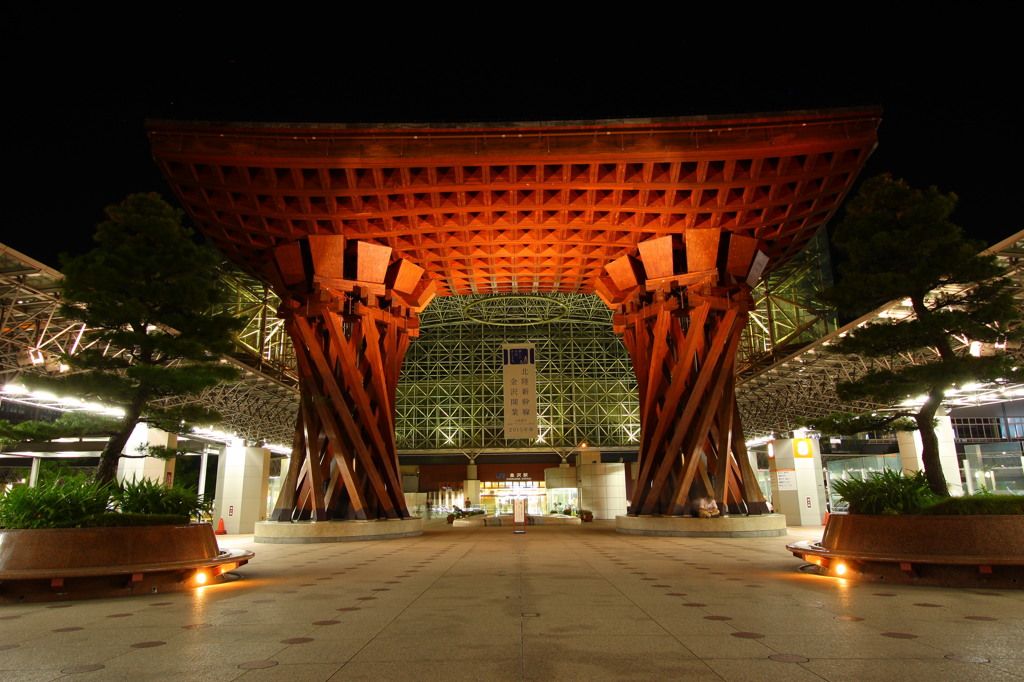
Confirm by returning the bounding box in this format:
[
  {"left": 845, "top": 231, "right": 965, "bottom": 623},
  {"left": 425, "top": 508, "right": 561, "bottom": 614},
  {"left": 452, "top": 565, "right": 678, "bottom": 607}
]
[
  {"left": 601, "top": 232, "right": 770, "bottom": 517},
  {"left": 265, "top": 236, "right": 434, "bottom": 522}
]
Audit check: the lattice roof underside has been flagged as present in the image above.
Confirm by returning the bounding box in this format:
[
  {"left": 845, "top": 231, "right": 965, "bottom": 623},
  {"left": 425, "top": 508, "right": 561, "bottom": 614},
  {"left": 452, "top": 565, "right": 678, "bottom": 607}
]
[{"left": 148, "top": 108, "right": 880, "bottom": 295}]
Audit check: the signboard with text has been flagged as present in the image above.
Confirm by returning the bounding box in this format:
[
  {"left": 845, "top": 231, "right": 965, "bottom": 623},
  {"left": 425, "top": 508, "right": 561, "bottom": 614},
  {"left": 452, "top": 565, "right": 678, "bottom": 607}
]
[
  {"left": 775, "top": 470, "right": 797, "bottom": 491},
  {"left": 512, "top": 498, "right": 527, "bottom": 534},
  {"left": 503, "top": 343, "right": 538, "bottom": 439}
]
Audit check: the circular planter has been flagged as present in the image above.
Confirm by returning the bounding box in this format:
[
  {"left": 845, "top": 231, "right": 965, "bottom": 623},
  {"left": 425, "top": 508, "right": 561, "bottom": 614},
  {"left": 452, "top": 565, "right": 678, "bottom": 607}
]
[
  {"left": 822, "top": 514, "right": 1024, "bottom": 559},
  {"left": 617, "top": 513, "right": 788, "bottom": 537},
  {"left": 0, "top": 523, "right": 253, "bottom": 603},
  {"left": 254, "top": 517, "right": 423, "bottom": 543},
  {"left": 788, "top": 514, "right": 1024, "bottom": 588}
]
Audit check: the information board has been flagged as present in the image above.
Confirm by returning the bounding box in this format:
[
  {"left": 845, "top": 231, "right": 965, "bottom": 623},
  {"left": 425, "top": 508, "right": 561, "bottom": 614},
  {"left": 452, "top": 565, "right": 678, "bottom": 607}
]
[{"left": 775, "top": 469, "right": 797, "bottom": 491}]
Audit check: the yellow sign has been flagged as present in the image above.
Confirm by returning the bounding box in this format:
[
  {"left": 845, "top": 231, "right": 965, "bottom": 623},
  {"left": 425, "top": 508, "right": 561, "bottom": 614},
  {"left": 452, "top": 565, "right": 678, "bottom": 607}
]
[{"left": 793, "top": 438, "right": 814, "bottom": 458}]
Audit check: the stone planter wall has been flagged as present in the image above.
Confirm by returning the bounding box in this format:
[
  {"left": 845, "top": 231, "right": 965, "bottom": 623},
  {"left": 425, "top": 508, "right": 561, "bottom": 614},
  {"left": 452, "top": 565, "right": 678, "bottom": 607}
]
[
  {"left": 0, "top": 524, "right": 220, "bottom": 574},
  {"left": 821, "top": 514, "right": 1024, "bottom": 561},
  {"left": 789, "top": 513, "right": 1024, "bottom": 588},
  {"left": 0, "top": 523, "right": 252, "bottom": 603}
]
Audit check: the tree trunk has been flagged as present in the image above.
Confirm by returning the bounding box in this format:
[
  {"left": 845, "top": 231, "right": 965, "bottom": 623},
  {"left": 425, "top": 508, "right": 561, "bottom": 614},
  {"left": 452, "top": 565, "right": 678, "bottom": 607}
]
[
  {"left": 94, "top": 393, "right": 147, "bottom": 486},
  {"left": 915, "top": 387, "right": 950, "bottom": 497}
]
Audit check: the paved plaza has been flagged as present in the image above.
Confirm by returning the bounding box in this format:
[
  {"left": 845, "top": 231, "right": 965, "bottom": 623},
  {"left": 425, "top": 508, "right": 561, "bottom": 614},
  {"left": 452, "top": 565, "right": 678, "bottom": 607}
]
[{"left": 0, "top": 520, "right": 1021, "bottom": 681}]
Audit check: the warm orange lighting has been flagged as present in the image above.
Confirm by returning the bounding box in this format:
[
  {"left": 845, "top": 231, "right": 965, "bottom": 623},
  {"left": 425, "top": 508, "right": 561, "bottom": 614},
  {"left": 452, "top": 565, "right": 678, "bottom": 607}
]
[
  {"left": 834, "top": 563, "right": 847, "bottom": 576},
  {"left": 214, "top": 562, "right": 238, "bottom": 576},
  {"left": 195, "top": 571, "right": 209, "bottom": 585}
]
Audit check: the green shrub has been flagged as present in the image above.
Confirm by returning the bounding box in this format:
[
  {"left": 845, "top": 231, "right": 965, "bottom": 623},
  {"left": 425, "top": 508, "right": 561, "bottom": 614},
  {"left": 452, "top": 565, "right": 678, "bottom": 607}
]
[
  {"left": 831, "top": 469, "right": 938, "bottom": 515},
  {"left": 115, "top": 477, "right": 211, "bottom": 520},
  {"left": 919, "top": 494, "right": 1024, "bottom": 516},
  {"left": 0, "top": 470, "right": 213, "bottom": 529},
  {"left": 80, "top": 512, "right": 191, "bottom": 527},
  {"left": 0, "top": 473, "right": 112, "bottom": 529}
]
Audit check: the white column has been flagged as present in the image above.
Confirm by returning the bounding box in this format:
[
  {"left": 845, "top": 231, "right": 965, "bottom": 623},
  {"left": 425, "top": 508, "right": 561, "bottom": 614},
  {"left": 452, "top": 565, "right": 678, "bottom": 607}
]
[
  {"left": 896, "top": 415, "right": 963, "bottom": 495},
  {"left": 463, "top": 481, "right": 481, "bottom": 507},
  {"left": 213, "top": 438, "right": 270, "bottom": 534},
  {"left": 264, "top": 453, "right": 285, "bottom": 519},
  {"left": 29, "top": 457, "right": 41, "bottom": 487},
  {"left": 770, "top": 436, "right": 826, "bottom": 526},
  {"left": 578, "top": 462, "right": 628, "bottom": 520},
  {"left": 463, "top": 463, "right": 480, "bottom": 507},
  {"left": 197, "top": 447, "right": 211, "bottom": 498},
  {"left": 962, "top": 444, "right": 983, "bottom": 495},
  {"left": 117, "top": 423, "right": 176, "bottom": 486}
]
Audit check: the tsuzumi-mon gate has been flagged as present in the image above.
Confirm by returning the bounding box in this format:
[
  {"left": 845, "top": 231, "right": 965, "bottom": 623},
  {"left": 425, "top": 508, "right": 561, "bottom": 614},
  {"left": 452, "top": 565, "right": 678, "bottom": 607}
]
[{"left": 148, "top": 108, "right": 879, "bottom": 539}]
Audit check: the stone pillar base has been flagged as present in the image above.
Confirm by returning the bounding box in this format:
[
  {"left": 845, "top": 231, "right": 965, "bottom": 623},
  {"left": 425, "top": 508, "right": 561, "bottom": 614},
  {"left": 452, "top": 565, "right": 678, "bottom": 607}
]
[
  {"left": 254, "top": 518, "right": 423, "bottom": 544},
  {"left": 615, "top": 514, "right": 788, "bottom": 537}
]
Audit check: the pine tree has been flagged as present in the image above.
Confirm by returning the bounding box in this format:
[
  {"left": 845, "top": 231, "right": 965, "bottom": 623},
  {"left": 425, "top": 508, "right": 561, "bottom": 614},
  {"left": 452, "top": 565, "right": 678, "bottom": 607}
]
[
  {"left": 813, "top": 175, "right": 1020, "bottom": 495},
  {"left": 34, "top": 193, "right": 243, "bottom": 485}
]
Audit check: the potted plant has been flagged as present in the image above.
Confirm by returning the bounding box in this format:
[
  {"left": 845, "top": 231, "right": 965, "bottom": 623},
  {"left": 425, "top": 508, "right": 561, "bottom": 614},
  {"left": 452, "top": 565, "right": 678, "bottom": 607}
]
[
  {"left": 789, "top": 470, "right": 1024, "bottom": 588},
  {"left": 0, "top": 471, "right": 249, "bottom": 602},
  {"left": 579, "top": 509, "right": 594, "bottom": 522}
]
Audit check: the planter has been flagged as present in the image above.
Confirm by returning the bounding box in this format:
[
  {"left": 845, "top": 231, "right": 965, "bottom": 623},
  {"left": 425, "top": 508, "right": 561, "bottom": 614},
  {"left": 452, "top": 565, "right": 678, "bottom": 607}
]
[
  {"left": 788, "top": 514, "right": 1024, "bottom": 589},
  {"left": 618, "top": 513, "right": 788, "bottom": 537},
  {"left": 254, "top": 518, "right": 423, "bottom": 543},
  {"left": 0, "top": 523, "right": 254, "bottom": 603},
  {"left": 822, "top": 514, "right": 1024, "bottom": 560}
]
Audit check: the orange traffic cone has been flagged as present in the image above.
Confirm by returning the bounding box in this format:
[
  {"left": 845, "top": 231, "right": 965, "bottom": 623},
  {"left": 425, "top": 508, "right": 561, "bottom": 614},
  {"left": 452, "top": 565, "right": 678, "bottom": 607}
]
[{"left": 215, "top": 517, "right": 226, "bottom": 535}]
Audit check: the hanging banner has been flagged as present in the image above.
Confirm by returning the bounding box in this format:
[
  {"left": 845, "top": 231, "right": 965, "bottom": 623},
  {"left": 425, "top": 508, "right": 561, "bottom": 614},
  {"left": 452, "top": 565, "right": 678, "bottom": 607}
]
[{"left": 503, "top": 343, "right": 537, "bottom": 439}]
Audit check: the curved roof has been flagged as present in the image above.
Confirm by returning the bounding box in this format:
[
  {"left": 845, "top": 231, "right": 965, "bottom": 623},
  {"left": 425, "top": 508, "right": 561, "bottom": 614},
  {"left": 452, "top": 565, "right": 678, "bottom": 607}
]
[{"left": 148, "top": 108, "right": 880, "bottom": 296}]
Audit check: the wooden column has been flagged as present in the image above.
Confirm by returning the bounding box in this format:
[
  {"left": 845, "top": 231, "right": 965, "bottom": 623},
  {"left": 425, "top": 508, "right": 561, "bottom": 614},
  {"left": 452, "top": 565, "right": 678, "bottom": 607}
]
[
  {"left": 263, "top": 236, "right": 435, "bottom": 521},
  {"left": 597, "top": 231, "right": 770, "bottom": 517}
]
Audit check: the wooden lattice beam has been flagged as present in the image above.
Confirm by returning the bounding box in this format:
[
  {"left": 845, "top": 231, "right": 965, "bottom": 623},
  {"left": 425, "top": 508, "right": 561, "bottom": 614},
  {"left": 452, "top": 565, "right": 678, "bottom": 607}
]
[{"left": 148, "top": 110, "right": 880, "bottom": 297}]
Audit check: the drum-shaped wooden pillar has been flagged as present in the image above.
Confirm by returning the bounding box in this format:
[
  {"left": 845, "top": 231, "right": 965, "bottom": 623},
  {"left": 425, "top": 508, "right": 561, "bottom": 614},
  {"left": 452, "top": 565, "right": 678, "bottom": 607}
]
[
  {"left": 263, "top": 236, "right": 435, "bottom": 521},
  {"left": 598, "top": 231, "right": 770, "bottom": 517}
]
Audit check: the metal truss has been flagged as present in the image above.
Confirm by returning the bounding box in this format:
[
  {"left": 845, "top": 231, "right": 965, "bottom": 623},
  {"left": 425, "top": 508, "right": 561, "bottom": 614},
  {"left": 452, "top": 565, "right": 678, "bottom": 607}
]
[
  {"left": 214, "top": 268, "right": 297, "bottom": 388},
  {"left": 396, "top": 245, "right": 837, "bottom": 453},
  {"left": 737, "top": 231, "right": 836, "bottom": 380},
  {"left": 397, "top": 294, "right": 638, "bottom": 452},
  {"left": 148, "top": 359, "right": 298, "bottom": 445},
  {"left": 12, "top": 228, "right": 1020, "bottom": 450},
  {"left": 0, "top": 243, "right": 299, "bottom": 444},
  {"left": 0, "top": 245, "right": 130, "bottom": 382},
  {"left": 736, "top": 230, "right": 1024, "bottom": 440},
  {"left": 2, "top": 237, "right": 833, "bottom": 449}
]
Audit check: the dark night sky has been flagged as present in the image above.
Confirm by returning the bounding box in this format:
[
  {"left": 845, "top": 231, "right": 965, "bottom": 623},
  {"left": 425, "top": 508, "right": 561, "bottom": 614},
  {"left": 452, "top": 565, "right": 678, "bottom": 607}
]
[{"left": 6, "top": 11, "right": 1019, "bottom": 268}]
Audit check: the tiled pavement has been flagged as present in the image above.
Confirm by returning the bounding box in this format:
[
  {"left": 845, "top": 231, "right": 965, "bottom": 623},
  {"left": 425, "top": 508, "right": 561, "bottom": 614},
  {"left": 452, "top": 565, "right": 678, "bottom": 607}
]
[{"left": 0, "top": 520, "right": 1021, "bottom": 681}]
